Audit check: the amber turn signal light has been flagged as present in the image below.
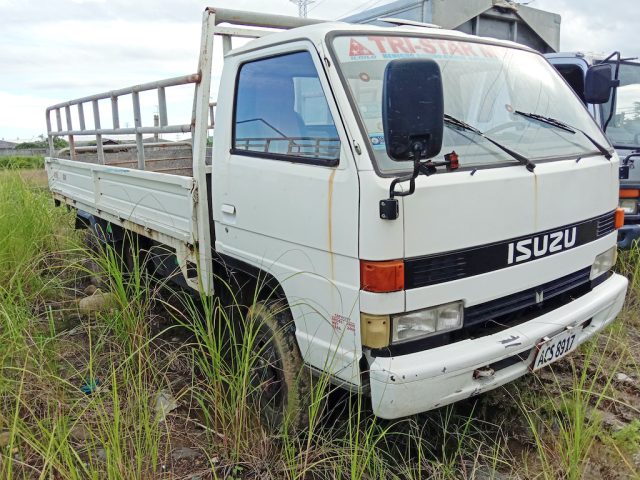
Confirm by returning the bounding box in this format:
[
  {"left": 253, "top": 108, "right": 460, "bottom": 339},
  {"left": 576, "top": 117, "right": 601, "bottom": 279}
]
[
  {"left": 360, "top": 259, "right": 404, "bottom": 293},
  {"left": 620, "top": 189, "right": 640, "bottom": 198},
  {"left": 615, "top": 208, "right": 625, "bottom": 229}
]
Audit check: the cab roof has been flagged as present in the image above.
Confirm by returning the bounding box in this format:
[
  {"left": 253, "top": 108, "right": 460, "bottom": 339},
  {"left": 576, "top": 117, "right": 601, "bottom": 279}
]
[{"left": 225, "top": 21, "right": 539, "bottom": 57}]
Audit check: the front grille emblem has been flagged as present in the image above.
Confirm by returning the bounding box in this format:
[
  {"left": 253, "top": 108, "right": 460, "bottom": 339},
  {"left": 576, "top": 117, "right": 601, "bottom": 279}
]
[{"left": 535, "top": 290, "right": 544, "bottom": 304}]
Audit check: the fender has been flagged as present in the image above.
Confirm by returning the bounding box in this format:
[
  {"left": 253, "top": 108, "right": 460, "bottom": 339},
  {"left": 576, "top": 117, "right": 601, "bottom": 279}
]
[{"left": 215, "top": 253, "right": 288, "bottom": 306}]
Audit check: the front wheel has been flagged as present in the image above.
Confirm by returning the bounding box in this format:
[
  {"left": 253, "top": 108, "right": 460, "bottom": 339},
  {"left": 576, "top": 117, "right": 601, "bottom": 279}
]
[{"left": 247, "top": 301, "right": 311, "bottom": 433}]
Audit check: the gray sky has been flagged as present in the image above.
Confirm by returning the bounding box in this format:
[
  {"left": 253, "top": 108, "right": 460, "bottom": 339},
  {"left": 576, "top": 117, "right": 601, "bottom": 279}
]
[{"left": 1, "top": 0, "right": 638, "bottom": 141}]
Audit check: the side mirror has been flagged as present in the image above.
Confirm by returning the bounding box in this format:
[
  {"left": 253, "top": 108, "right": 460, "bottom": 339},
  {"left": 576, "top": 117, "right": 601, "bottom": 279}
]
[
  {"left": 382, "top": 59, "right": 444, "bottom": 161},
  {"left": 585, "top": 64, "right": 618, "bottom": 104}
]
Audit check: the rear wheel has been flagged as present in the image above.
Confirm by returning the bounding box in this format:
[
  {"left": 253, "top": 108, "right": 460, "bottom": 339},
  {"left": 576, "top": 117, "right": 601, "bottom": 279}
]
[
  {"left": 84, "top": 227, "right": 106, "bottom": 287},
  {"left": 247, "top": 301, "right": 310, "bottom": 433},
  {"left": 83, "top": 227, "right": 146, "bottom": 286}
]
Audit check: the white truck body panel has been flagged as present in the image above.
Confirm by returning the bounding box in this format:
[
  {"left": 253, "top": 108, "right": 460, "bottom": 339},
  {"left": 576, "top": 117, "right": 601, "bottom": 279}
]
[
  {"left": 46, "top": 158, "right": 202, "bottom": 286},
  {"left": 403, "top": 157, "right": 619, "bottom": 257},
  {"left": 47, "top": 158, "right": 196, "bottom": 243},
  {"left": 212, "top": 40, "right": 363, "bottom": 384}
]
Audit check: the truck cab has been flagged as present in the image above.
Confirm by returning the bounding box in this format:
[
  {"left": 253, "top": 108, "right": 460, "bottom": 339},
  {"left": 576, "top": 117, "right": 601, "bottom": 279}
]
[
  {"left": 547, "top": 52, "right": 640, "bottom": 248},
  {"left": 45, "top": 8, "right": 627, "bottom": 423}
]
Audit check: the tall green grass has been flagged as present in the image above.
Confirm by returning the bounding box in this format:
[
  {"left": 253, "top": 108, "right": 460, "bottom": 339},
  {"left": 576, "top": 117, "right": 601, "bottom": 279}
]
[
  {"left": 0, "top": 171, "right": 638, "bottom": 479},
  {"left": 0, "top": 172, "right": 66, "bottom": 291},
  {"left": 0, "top": 156, "right": 44, "bottom": 170},
  {"left": 516, "top": 341, "right": 619, "bottom": 478},
  {"left": 0, "top": 202, "right": 173, "bottom": 476}
]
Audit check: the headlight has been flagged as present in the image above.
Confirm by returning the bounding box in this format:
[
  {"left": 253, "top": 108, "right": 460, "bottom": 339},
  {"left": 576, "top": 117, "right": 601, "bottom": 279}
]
[
  {"left": 590, "top": 246, "right": 617, "bottom": 280},
  {"left": 391, "top": 301, "right": 463, "bottom": 344},
  {"left": 619, "top": 198, "right": 637, "bottom": 215}
]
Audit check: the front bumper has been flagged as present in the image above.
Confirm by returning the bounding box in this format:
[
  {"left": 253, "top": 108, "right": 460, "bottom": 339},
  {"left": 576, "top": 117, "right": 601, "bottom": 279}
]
[
  {"left": 617, "top": 224, "right": 640, "bottom": 249},
  {"left": 368, "top": 273, "right": 628, "bottom": 419}
]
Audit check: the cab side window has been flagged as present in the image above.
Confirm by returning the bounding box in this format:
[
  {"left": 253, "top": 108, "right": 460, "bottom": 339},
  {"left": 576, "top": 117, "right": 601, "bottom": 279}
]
[{"left": 233, "top": 51, "right": 340, "bottom": 165}]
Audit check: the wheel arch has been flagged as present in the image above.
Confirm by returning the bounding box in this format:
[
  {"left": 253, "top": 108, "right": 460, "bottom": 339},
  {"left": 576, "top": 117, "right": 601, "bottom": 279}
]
[{"left": 215, "top": 253, "right": 290, "bottom": 310}]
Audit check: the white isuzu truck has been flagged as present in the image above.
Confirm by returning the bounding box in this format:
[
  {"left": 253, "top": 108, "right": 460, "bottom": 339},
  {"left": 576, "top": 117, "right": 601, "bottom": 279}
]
[{"left": 45, "top": 8, "right": 627, "bottom": 426}]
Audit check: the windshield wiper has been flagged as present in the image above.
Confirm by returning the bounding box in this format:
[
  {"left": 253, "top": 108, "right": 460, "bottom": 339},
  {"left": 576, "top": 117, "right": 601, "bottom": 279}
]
[
  {"left": 444, "top": 114, "right": 536, "bottom": 172},
  {"left": 514, "top": 111, "right": 612, "bottom": 160}
]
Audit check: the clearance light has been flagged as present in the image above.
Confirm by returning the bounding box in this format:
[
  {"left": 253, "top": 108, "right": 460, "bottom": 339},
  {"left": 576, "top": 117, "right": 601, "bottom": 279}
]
[
  {"left": 360, "top": 260, "right": 404, "bottom": 292},
  {"left": 360, "top": 313, "right": 390, "bottom": 348},
  {"left": 620, "top": 189, "right": 640, "bottom": 198},
  {"left": 615, "top": 208, "right": 625, "bottom": 229}
]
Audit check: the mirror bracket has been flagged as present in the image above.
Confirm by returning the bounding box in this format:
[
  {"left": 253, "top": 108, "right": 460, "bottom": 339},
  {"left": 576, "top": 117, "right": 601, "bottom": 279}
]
[
  {"left": 379, "top": 151, "right": 459, "bottom": 220},
  {"left": 379, "top": 198, "right": 400, "bottom": 220},
  {"left": 620, "top": 153, "right": 640, "bottom": 180}
]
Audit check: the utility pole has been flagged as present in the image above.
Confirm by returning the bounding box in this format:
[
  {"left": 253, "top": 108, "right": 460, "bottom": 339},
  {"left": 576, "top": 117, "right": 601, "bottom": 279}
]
[{"left": 290, "top": 0, "right": 315, "bottom": 18}]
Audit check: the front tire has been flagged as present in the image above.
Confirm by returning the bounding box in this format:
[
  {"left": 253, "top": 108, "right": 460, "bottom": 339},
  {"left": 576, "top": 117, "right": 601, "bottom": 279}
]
[{"left": 247, "top": 301, "right": 310, "bottom": 433}]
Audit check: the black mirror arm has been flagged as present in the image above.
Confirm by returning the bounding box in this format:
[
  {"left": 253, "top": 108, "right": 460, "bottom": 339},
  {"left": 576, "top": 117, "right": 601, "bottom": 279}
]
[
  {"left": 389, "top": 141, "right": 437, "bottom": 198},
  {"left": 602, "top": 51, "right": 621, "bottom": 132},
  {"left": 380, "top": 145, "right": 423, "bottom": 220},
  {"left": 619, "top": 152, "right": 640, "bottom": 180},
  {"left": 623, "top": 153, "right": 640, "bottom": 167},
  {"left": 389, "top": 174, "right": 416, "bottom": 199},
  {"left": 392, "top": 144, "right": 422, "bottom": 195}
]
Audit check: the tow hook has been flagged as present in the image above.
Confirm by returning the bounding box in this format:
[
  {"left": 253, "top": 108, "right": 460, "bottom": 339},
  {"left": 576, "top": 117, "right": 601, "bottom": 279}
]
[{"left": 473, "top": 366, "right": 495, "bottom": 379}]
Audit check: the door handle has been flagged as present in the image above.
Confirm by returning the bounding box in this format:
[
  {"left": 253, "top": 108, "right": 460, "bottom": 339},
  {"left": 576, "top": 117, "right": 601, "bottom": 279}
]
[
  {"left": 221, "top": 204, "right": 236, "bottom": 224},
  {"left": 221, "top": 204, "right": 236, "bottom": 215}
]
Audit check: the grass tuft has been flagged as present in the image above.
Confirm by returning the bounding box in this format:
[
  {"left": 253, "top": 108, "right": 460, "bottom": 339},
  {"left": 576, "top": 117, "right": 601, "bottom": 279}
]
[{"left": 0, "top": 156, "right": 44, "bottom": 170}]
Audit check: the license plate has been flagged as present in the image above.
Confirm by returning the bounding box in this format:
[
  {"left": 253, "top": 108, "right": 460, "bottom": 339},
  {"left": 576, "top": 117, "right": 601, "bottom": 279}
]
[{"left": 532, "top": 329, "right": 578, "bottom": 371}]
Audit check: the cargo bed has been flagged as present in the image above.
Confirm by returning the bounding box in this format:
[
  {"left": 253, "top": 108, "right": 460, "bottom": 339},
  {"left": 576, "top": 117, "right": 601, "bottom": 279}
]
[{"left": 46, "top": 157, "right": 207, "bottom": 290}]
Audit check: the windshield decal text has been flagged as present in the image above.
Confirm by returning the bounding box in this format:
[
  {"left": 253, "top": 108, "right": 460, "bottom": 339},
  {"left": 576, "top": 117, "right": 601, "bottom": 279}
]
[{"left": 345, "top": 36, "right": 499, "bottom": 62}]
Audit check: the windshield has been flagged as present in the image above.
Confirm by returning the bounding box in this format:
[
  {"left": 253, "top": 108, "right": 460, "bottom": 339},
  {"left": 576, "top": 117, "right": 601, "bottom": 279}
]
[
  {"left": 602, "top": 62, "right": 640, "bottom": 148},
  {"left": 331, "top": 35, "right": 609, "bottom": 173}
]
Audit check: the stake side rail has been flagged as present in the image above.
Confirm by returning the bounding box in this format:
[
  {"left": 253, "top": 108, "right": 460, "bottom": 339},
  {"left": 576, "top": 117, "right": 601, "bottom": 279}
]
[
  {"left": 44, "top": 7, "right": 327, "bottom": 296},
  {"left": 44, "top": 7, "right": 323, "bottom": 165},
  {"left": 45, "top": 74, "right": 206, "bottom": 167}
]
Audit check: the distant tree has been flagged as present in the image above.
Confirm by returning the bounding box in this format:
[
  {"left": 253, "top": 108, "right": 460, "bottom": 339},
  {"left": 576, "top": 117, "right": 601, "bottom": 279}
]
[
  {"left": 16, "top": 136, "right": 69, "bottom": 150},
  {"left": 53, "top": 137, "right": 69, "bottom": 149},
  {"left": 15, "top": 141, "right": 43, "bottom": 149}
]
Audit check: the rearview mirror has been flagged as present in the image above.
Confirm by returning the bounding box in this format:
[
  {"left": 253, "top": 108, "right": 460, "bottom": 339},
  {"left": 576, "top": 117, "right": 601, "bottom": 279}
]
[
  {"left": 585, "top": 64, "right": 617, "bottom": 104},
  {"left": 382, "top": 59, "right": 444, "bottom": 161}
]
